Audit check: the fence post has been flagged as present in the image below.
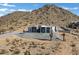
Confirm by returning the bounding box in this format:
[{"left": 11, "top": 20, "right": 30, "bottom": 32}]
[{"left": 62, "top": 32, "right": 65, "bottom": 41}]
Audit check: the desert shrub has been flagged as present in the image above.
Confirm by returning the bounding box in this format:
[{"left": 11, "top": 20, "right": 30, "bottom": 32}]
[
  {"left": 28, "top": 42, "right": 37, "bottom": 48},
  {"left": 29, "top": 45, "right": 37, "bottom": 48},
  {"left": 6, "top": 38, "right": 10, "bottom": 42},
  {"left": 9, "top": 27, "right": 14, "bottom": 30},
  {"left": 70, "top": 44, "right": 76, "bottom": 47},
  {"left": 12, "top": 49, "right": 20, "bottom": 55},
  {"left": 14, "top": 39, "right": 20, "bottom": 42},
  {"left": 5, "top": 38, "right": 11, "bottom": 46},
  {"left": 0, "top": 49, "right": 8, "bottom": 54},
  {"left": 29, "top": 42, "right": 35, "bottom": 45},
  {"left": 0, "top": 29, "right": 6, "bottom": 34},
  {"left": 10, "top": 46, "right": 16, "bottom": 49},
  {"left": 23, "top": 42, "right": 27, "bottom": 45},
  {"left": 40, "top": 46, "right": 45, "bottom": 49},
  {"left": 72, "top": 48, "right": 78, "bottom": 55},
  {"left": 22, "top": 47, "right": 25, "bottom": 49},
  {"left": 24, "top": 50, "right": 30, "bottom": 55},
  {"left": 9, "top": 48, "right": 14, "bottom": 52}
]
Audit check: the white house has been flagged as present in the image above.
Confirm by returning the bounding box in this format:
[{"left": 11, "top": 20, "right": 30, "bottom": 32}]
[
  {"left": 18, "top": 25, "right": 64, "bottom": 40},
  {"left": 27, "top": 25, "right": 63, "bottom": 33}
]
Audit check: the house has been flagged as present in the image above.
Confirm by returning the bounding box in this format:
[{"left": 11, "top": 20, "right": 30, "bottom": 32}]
[
  {"left": 18, "top": 25, "right": 65, "bottom": 40},
  {"left": 27, "top": 25, "right": 63, "bottom": 33}
]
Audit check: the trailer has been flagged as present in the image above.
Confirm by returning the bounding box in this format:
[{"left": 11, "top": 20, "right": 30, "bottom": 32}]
[{"left": 17, "top": 25, "right": 64, "bottom": 40}]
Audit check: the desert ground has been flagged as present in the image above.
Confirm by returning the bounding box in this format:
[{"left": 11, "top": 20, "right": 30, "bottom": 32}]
[{"left": 0, "top": 32, "right": 79, "bottom": 55}]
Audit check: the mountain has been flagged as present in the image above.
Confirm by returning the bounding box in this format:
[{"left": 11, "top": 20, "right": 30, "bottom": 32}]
[
  {"left": 0, "top": 4, "right": 79, "bottom": 33},
  {"left": 30, "top": 4, "right": 79, "bottom": 26}
]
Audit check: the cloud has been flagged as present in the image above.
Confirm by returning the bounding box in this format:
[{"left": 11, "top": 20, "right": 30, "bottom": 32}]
[
  {"left": 0, "top": 8, "right": 16, "bottom": 16},
  {"left": 0, "top": 14, "right": 4, "bottom": 17},
  {"left": 0, "top": 3, "right": 16, "bottom": 7},
  {"left": 0, "top": 8, "right": 8, "bottom": 12},
  {"left": 72, "top": 7, "right": 79, "bottom": 10},
  {"left": 62, "top": 7, "right": 79, "bottom": 10},
  {"left": 0, "top": 8, "right": 32, "bottom": 16}
]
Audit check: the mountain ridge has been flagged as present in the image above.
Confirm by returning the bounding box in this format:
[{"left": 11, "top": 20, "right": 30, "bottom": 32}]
[{"left": 0, "top": 4, "right": 79, "bottom": 33}]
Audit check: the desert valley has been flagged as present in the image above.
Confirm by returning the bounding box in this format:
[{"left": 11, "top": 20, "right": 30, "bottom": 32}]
[{"left": 0, "top": 4, "right": 79, "bottom": 55}]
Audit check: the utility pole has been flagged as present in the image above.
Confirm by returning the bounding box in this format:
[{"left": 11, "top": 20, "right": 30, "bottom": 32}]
[{"left": 49, "top": 4, "right": 53, "bottom": 41}]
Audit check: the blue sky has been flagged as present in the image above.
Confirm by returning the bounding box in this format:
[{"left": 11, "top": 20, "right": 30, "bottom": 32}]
[{"left": 0, "top": 3, "right": 79, "bottom": 16}]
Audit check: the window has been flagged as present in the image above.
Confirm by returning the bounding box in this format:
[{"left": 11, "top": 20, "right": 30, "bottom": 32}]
[
  {"left": 46, "top": 27, "right": 50, "bottom": 33},
  {"left": 41, "top": 27, "right": 45, "bottom": 33},
  {"left": 32, "top": 27, "right": 37, "bottom": 32},
  {"left": 37, "top": 28, "right": 40, "bottom": 33}
]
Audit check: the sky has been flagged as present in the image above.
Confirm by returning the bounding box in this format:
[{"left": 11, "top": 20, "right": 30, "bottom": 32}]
[{"left": 0, "top": 3, "right": 79, "bottom": 16}]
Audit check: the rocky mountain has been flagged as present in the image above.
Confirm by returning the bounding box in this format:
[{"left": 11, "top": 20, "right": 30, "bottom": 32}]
[
  {"left": 30, "top": 4, "right": 79, "bottom": 26},
  {"left": 0, "top": 11, "right": 30, "bottom": 33},
  {"left": 0, "top": 4, "right": 79, "bottom": 33}
]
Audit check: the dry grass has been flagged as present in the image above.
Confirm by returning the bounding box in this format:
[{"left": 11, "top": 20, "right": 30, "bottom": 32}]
[
  {"left": 0, "top": 32, "right": 79, "bottom": 55},
  {"left": 0, "top": 35, "right": 62, "bottom": 55}
]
